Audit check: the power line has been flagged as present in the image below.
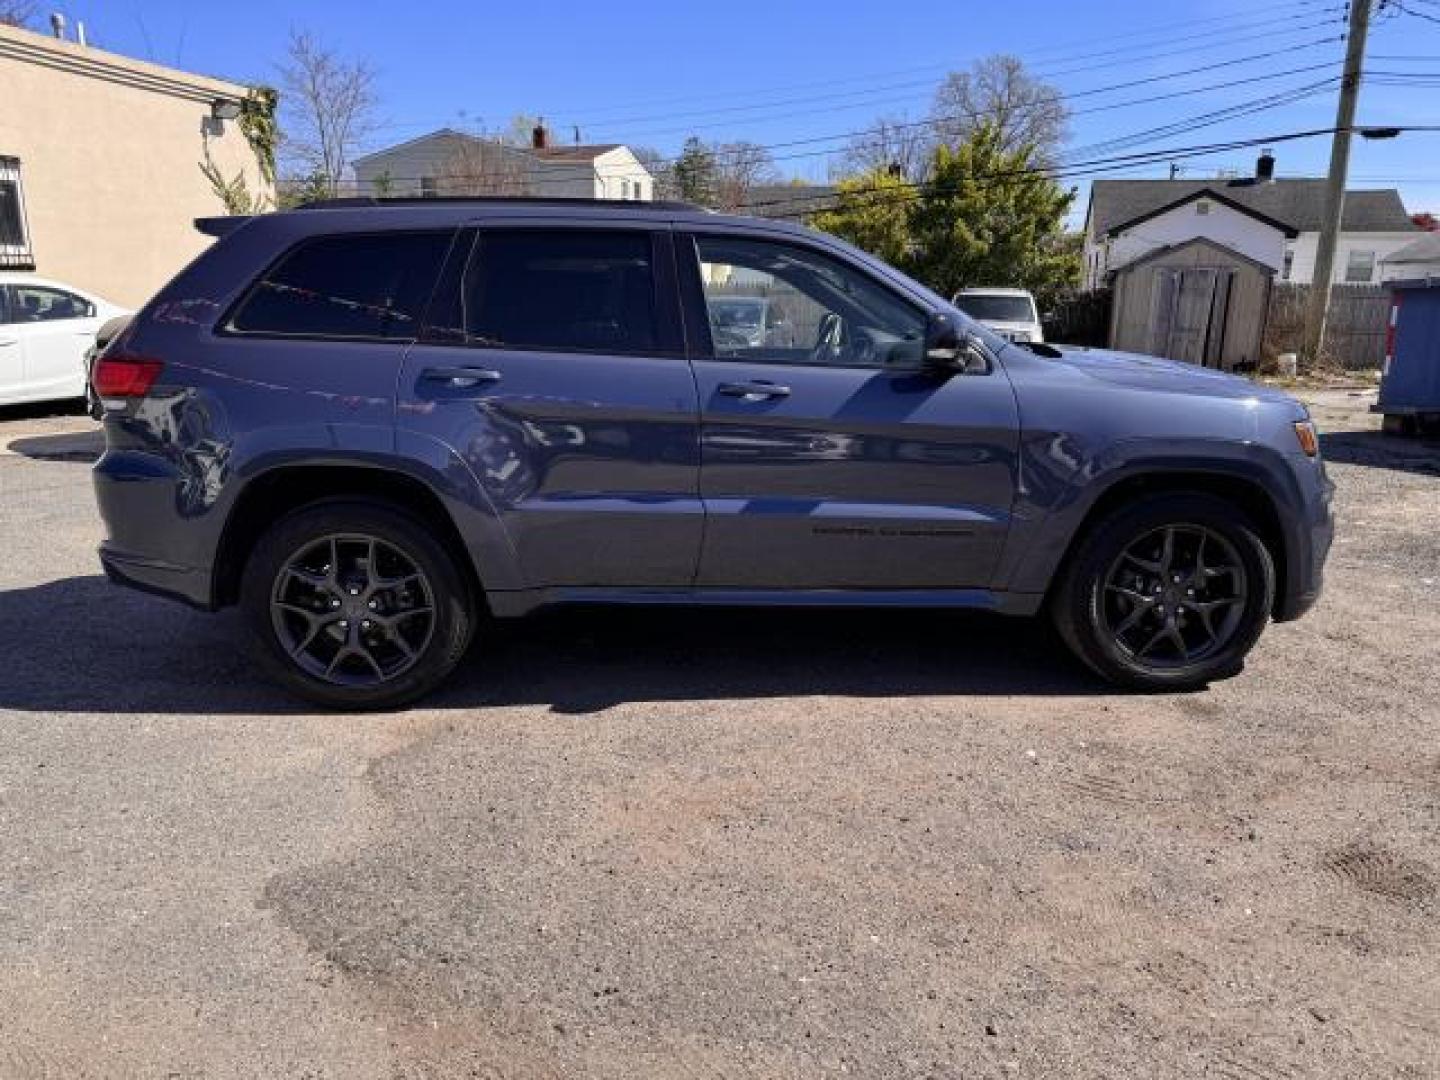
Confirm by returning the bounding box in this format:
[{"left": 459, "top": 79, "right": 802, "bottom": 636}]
[
  {"left": 368, "top": 0, "right": 1324, "bottom": 130},
  {"left": 332, "top": 70, "right": 1342, "bottom": 196},
  {"left": 367, "top": 7, "right": 1342, "bottom": 139},
  {"left": 737, "top": 125, "right": 1440, "bottom": 219},
  {"left": 568, "top": 14, "right": 1343, "bottom": 137}
]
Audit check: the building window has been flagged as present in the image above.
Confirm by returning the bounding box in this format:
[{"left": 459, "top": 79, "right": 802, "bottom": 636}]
[
  {"left": 0, "top": 156, "right": 34, "bottom": 271},
  {"left": 1282, "top": 250, "right": 1294, "bottom": 281},
  {"left": 1344, "top": 250, "right": 1376, "bottom": 283},
  {"left": 1196, "top": 199, "right": 1211, "bottom": 216},
  {"left": 420, "top": 176, "right": 438, "bottom": 198}
]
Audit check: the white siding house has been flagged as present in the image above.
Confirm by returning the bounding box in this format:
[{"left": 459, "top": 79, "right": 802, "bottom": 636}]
[
  {"left": 352, "top": 128, "right": 654, "bottom": 201},
  {"left": 1379, "top": 232, "right": 1440, "bottom": 281},
  {"left": 1084, "top": 156, "right": 1420, "bottom": 289},
  {"left": 1100, "top": 192, "right": 1293, "bottom": 276}
]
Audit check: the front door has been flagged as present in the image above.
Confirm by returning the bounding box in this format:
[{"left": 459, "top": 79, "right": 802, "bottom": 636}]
[
  {"left": 677, "top": 231, "right": 1020, "bottom": 591},
  {"left": 398, "top": 223, "right": 702, "bottom": 589},
  {"left": 3, "top": 283, "right": 99, "bottom": 401}
]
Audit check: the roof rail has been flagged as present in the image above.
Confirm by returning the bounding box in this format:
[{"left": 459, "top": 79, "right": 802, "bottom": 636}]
[{"left": 295, "top": 195, "right": 703, "bottom": 212}]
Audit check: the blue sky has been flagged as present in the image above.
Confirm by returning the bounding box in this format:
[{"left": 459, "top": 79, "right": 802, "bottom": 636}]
[{"left": 55, "top": 0, "right": 1440, "bottom": 221}]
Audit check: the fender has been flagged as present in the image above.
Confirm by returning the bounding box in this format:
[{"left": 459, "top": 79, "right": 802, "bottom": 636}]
[{"left": 995, "top": 434, "right": 1309, "bottom": 598}]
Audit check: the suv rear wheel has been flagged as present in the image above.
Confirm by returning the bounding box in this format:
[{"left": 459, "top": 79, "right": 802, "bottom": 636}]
[
  {"left": 240, "top": 500, "right": 476, "bottom": 709},
  {"left": 1051, "top": 493, "right": 1276, "bottom": 691}
]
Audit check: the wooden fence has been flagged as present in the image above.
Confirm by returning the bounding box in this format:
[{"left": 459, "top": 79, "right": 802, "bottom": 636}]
[
  {"left": 1263, "top": 283, "right": 1391, "bottom": 371},
  {"left": 1044, "top": 288, "right": 1113, "bottom": 347}
]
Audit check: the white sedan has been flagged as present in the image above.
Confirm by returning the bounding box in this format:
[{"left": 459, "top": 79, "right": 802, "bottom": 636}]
[{"left": 0, "top": 274, "right": 129, "bottom": 408}]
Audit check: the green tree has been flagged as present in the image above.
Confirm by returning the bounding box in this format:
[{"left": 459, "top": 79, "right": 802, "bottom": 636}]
[
  {"left": 812, "top": 168, "right": 913, "bottom": 267},
  {"left": 903, "top": 123, "right": 1079, "bottom": 305},
  {"left": 672, "top": 137, "right": 717, "bottom": 205}
]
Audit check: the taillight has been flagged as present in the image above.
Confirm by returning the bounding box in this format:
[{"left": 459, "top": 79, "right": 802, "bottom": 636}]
[{"left": 92, "top": 355, "right": 164, "bottom": 398}]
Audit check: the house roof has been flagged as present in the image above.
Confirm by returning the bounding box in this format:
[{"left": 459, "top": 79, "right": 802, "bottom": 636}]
[
  {"left": 740, "top": 184, "right": 839, "bottom": 218},
  {"left": 1380, "top": 232, "right": 1440, "bottom": 264},
  {"left": 1089, "top": 178, "right": 1418, "bottom": 236},
  {"left": 531, "top": 144, "right": 623, "bottom": 162},
  {"left": 352, "top": 128, "right": 475, "bottom": 166},
  {"left": 1106, "top": 187, "right": 1299, "bottom": 238},
  {"left": 1115, "top": 235, "right": 1280, "bottom": 277}
]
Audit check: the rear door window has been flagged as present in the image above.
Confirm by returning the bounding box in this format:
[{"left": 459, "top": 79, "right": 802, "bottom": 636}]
[
  {"left": 229, "top": 231, "right": 452, "bottom": 340},
  {"left": 456, "top": 230, "right": 662, "bottom": 355},
  {"left": 8, "top": 284, "right": 94, "bottom": 322}
]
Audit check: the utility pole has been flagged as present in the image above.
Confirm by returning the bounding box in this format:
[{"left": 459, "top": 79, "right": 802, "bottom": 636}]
[{"left": 1301, "top": 0, "right": 1373, "bottom": 369}]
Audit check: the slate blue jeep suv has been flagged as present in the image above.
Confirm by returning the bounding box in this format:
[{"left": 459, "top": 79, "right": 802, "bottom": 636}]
[{"left": 91, "top": 198, "right": 1333, "bottom": 708}]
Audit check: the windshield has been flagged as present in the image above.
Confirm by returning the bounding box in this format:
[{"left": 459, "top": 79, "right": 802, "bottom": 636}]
[
  {"left": 709, "top": 298, "right": 765, "bottom": 330},
  {"left": 954, "top": 294, "right": 1037, "bottom": 323}
]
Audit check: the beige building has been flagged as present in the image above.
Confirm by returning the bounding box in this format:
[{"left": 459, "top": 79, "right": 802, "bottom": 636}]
[{"left": 1, "top": 21, "right": 270, "bottom": 308}]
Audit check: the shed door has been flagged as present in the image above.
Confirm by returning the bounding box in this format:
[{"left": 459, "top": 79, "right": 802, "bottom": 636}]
[{"left": 1168, "top": 268, "right": 1218, "bottom": 365}]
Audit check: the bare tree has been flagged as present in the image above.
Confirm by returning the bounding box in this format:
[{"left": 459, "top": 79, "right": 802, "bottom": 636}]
[
  {"left": 832, "top": 114, "right": 933, "bottom": 183},
  {"left": 931, "top": 55, "right": 1069, "bottom": 162},
  {"left": 435, "top": 139, "right": 532, "bottom": 196},
  {"left": 0, "top": 1, "right": 36, "bottom": 26},
  {"left": 630, "top": 146, "right": 676, "bottom": 200},
  {"left": 712, "top": 141, "right": 780, "bottom": 211},
  {"left": 277, "top": 29, "right": 378, "bottom": 198}
]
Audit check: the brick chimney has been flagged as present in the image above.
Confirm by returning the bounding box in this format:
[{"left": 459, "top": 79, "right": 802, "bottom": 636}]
[
  {"left": 1256, "top": 148, "right": 1275, "bottom": 182},
  {"left": 532, "top": 119, "right": 548, "bottom": 150}
]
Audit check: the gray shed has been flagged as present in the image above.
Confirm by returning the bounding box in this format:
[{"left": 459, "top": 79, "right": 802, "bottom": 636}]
[{"left": 1109, "top": 237, "right": 1274, "bottom": 370}]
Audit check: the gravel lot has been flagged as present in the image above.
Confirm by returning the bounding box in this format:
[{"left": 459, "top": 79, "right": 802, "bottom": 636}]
[{"left": 0, "top": 388, "right": 1435, "bottom": 1079}]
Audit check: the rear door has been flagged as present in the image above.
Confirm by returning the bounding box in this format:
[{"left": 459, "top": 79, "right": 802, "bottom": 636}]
[
  {"left": 677, "top": 229, "right": 1020, "bottom": 591},
  {"left": 397, "top": 221, "right": 702, "bottom": 589}
]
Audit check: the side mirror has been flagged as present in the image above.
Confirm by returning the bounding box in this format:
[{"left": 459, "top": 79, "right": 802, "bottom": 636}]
[{"left": 924, "top": 311, "right": 963, "bottom": 371}]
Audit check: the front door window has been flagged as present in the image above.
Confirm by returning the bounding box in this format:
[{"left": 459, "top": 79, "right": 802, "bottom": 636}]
[{"left": 692, "top": 235, "right": 926, "bottom": 370}]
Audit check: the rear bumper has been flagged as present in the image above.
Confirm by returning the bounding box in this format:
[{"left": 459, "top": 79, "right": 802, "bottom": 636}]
[
  {"left": 93, "top": 446, "right": 218, "bottom": 609},
  {"left": 99, "top": 544, "right": 213, "bottom": 609}
]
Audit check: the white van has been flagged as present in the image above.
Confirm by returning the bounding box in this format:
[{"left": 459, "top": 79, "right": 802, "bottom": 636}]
[{"left": 952, "top": 287, "right": 1043, "bottom": 343}]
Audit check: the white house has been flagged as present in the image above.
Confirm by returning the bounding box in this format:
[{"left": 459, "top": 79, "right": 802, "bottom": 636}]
[
  {"left": 352, "top": 126, "right": 654, "bottom": 201},
  {"left": 1083, "top": 152, "right": 1420, "bottom": 289},
  {"left": 1379, "top": 232, "right": 1440, "bottom": 281}
]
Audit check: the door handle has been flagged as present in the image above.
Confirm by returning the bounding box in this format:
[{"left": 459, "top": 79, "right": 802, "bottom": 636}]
[
  {"left": 718, "top": 380, "right": 791, "bottom": 401},
  {"left": 420, "top": 365, "right": 503, "bottom": 388},
  {"left": 0, "top": 337, "right": 17, "bottom": 346}
]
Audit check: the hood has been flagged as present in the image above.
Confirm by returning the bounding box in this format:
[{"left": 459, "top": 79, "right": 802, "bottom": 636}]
[
  {"left": 1044, "top": 345, "right": 1300, "bottom": 408},
  {"left": 977, "top": 319, "right": 1041, "bottom": 337}
]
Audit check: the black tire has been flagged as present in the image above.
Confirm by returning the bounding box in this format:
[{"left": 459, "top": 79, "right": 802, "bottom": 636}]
[
  {"left": 1050, "top": 492, "right": 1276, "bottom": 692},
  {"left": 240, "top": 499, "right": 477, "bottom": 710}
]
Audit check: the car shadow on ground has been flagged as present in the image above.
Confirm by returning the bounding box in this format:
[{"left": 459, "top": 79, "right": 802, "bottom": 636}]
[
  {"left": 3, "top": 429, "right": 103, "bottom": 462},
  {"left": 1319, "top": 430, "right": 1440, "bottom": 476},
  {"left": 0, "top": 575, "right": 1106, "bottom": 715}
]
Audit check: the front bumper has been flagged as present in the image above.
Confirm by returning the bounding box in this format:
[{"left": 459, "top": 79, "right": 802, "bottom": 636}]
[{"left": 1273, "top": 458, "right": 1334, "bottom": 622}]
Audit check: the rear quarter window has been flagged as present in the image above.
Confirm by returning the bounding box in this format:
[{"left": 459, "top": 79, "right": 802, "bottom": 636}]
[{"left": 228, "top": 231, "right": 452, "bottom": 340}]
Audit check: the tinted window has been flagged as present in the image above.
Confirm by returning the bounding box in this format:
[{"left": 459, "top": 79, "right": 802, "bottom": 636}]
[
  {"left": 692, "top": 235, "right": 925, "bottom": 369},
  {"left": 459, "top": 231, "right": 658, "bottom": 354},
  {"left": 9, "top": 284, "right": 94, "bottom": 322},
  {"left": 231, "top": 232, "right": 451, "bottom": 339}
]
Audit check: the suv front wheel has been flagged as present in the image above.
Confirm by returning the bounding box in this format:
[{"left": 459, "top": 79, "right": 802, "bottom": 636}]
[
  {"left": 240, "top": 500, "right": 477, "bottom": 709},
  {"left": 1051, "top": 493, "right": 1277, "bottom": 691}
]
